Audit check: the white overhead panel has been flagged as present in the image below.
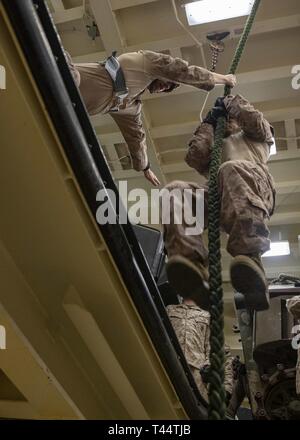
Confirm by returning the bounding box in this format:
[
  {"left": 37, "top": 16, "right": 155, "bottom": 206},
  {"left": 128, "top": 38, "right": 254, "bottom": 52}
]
[
  {"left": 185, "top": 0, "right": 255, "bottom": 26},
  {"left": 263, "top": 241, "right": 291, "bottom": 257},
  {"left": 52, "top": 6, "right": 84, "bottom": 24}
]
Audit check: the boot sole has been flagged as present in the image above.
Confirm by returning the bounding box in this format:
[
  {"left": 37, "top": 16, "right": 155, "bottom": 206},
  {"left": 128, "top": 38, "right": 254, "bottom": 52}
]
[
  {"left": 166, "top": 255, "right": 210, "bottom": 311},
  {"left": 230, "top": 256, "right": 269, "bottom": 311}
]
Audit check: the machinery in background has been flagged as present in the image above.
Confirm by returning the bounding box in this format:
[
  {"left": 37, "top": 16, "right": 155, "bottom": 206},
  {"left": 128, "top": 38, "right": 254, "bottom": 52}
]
[
  {"left": 133, "top": 225, "right": 180, "bottom": 306},
  {"left": 235, "top": 282, "right": 300, "bottom": 420}
]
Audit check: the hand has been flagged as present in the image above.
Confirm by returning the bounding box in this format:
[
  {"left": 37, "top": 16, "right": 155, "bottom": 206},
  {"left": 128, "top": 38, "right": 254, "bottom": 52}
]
[
  {"left": 203, "top": 100, "right": 227, "bottom": 128},
  {"left": 225, "top": 74, "right": 237, "bottom": 88},
  {"left": 214, "top": 96, "right": 226, "bottom": 109},
  {"left": 200, "top": 364, "right": 210, "bottom": 384},
  {"left": 144, "top": 169, "right": 160, "bottom": 186}
]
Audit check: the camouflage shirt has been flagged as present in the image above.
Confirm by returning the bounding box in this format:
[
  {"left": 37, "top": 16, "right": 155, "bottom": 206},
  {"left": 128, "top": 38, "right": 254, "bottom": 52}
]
[
  {"left": 167, "top": 304, "right": 233, "bottom": 397},
  {"left": 186, "top": 94, "right": 275, "bottom": 176}
]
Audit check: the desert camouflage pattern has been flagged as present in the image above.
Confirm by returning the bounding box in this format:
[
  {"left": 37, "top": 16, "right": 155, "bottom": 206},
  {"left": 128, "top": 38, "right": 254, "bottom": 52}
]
[
  {"left": 186, "top": 94, "right": 274, "bottom": 173},
  {"left": 166, "top": 304, "right": 233, "bottom": 401},
  {"left": 164, "top": 164, "right": 275, "bottom": 259},
  {"left": 287, "top": 296, "right": 300, "bottom": 395},
  {"left": 142, "top": 51, "right": 215, "bottom": 92},
  {"left": 66, "top": 50, "right": 215, "bottom": 171},
  {"left": 164, "top": 94, "right": 276, "bottom": 258}
]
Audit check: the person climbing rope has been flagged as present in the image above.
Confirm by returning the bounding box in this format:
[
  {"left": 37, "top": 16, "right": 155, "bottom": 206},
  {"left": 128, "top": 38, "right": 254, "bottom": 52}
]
[
  {"left": 163, "top": 94, "right": 276, "bottom": 312},
  {"left": 206, "top": 0, "right": 262, "bottom": 420},
  {"left": 66, "top": 50, "right": 236, "bottom": 186},
  {"left": 166, "top": 295, "right": 233, "bottom": 405}
]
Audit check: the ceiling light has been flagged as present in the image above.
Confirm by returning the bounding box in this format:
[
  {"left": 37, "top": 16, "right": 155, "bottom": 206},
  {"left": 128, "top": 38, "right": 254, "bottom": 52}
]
[
  {"left": 270, "top": 138, "right": 277, "bottom": 156},
  {"left": 262, "top": 241, "right": 290, "bottom": 257},
  {"left": 184, "top": 0, "right": 255, "bottom": 26}
]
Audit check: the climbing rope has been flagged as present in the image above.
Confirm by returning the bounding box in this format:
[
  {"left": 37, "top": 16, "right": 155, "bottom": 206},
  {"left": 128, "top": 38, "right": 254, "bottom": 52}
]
[{"left": 207, "top": 0, "right": 261, "bottom": 420}]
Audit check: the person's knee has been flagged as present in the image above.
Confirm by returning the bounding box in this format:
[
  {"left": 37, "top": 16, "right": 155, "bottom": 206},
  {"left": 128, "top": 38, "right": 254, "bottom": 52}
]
[
  {"left": 219, "top": 160, "right": 240, "bottom": 177},
  {"left": 164, "top": 180, "right": 200, "bottom": 191},
  {"left": 164, "top": 180, "right": 188, "bottom": 191}
]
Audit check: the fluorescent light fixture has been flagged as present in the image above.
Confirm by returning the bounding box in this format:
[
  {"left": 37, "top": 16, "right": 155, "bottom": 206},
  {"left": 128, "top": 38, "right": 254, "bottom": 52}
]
[
  {"left": 270, "top": 138, "right": 277, "bottom": 156},
  {"left": 185, "top": 0, "right": 255, "bottom": 26},
  {"left": 262, "top": 241, "right": 290, "bottom": 258}
]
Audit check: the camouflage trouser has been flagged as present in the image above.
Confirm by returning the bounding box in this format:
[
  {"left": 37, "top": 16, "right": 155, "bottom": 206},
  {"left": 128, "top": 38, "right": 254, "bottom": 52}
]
[
  {"left": 163, "top": 160, "right": 275, "bottom": 261},
  {"left": 190, "top": 366, "right": 209, "bottom": 402},
  {"left": 166, "top": 304, "right": 233, "bottom": 402},
  {"left": 190, "top": 353, "right": 234, "bottom": 403}
]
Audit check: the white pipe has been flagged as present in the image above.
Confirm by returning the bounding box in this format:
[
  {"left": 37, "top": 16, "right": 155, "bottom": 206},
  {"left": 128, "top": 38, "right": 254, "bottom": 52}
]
[
  {"left": 171, "top": 0, "right": 207, "bottom": 69},
  {"left": 170, "top": 0, "right": 209, "bottom": 121}
]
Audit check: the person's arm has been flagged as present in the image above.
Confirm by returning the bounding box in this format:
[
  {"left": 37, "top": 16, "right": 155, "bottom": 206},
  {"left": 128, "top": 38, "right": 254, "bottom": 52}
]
[
  {"left": 143, "top": 50, "right": 236, "bottom": 91},
  {"left": 224, "top": 94, "right": 274, "bottom": 144},
  {"left": 287, "top": 296, "right": 300, "bottom": 319},
  {"left": 185, "top": 122, "right": 214, "bottom": 177},
  {"left": 224, "top": 344, "right": 234, "bottom": 398},
  {"left": 204, "top": 320, "right": 211, "bottom": 367},
  {"left": 110, "top": 100, "right": 160, "bottom": 186}
]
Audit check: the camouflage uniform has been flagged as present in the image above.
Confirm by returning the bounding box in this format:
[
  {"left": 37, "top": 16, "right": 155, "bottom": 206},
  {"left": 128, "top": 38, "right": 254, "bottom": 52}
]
[
  {"left": 166, "top": 304, "right": 233, "bottom": 401},
  {"left": 164, "top": 95, "right": 276, "bottom": 259},
  {"left": 66, "top": 50, "right": 215, "bottom": 171},
  {"left": 287, "top": 296, "right": 300, "bottom": 395}
]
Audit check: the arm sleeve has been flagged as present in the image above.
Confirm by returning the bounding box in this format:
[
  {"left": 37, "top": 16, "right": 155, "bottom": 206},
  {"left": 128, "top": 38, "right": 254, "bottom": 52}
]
[
  {"left": 224, "top": 344, "right": 234, "bottom": 395},
  {"left": 143, "top": 50, "right": 215, "bottom": 91},
  {"left": 110, "top": 100, "right": 148, "bottom": 172},
  {"left": 185, "top": 122, "right": 214, "bottom": 177},
  {"left": 204, "top": 322, "right": 211, "bottom": 366},
  {"left": 287, "top": 296, "right": 300, "bottom": 319},
  {"left": 224, "top": 94, "right": 274, "bottom": 145}
]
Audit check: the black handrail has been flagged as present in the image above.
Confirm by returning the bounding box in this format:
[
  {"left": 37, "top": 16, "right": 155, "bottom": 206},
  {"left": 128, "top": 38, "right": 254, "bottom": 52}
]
[{"left": 2, "top": 0, "right": 208, "bottom": 419}]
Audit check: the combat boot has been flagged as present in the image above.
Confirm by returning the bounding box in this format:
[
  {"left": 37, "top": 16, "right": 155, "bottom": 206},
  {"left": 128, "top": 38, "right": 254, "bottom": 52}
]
[
  {"left": 166, "top": 255, "right": 210, "bottom": 310},
  {"left": 230, "top": 254, "right": 269, "bottom": 311}
]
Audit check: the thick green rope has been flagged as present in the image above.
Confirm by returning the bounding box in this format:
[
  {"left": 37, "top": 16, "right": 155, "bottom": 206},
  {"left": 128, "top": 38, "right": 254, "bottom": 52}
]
[{"left": 208, "top": 0, "right": 261, "bottom": 420}]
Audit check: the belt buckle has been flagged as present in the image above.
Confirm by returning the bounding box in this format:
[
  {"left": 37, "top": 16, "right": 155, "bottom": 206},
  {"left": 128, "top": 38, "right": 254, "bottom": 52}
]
[{"left": 115, "top": 88, "right": 129, "bottom": 101}]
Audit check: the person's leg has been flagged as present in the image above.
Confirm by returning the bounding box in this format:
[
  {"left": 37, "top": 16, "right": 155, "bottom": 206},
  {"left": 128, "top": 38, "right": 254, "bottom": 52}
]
[
  {"left": 162, "top": 180, "right": 210, "bottom": 309},
  {"left": 218, "top": 160, "right": 275, "bottom": 310},
  {"left": 190, "top": 366, "right": 209, "bottom": 402}
]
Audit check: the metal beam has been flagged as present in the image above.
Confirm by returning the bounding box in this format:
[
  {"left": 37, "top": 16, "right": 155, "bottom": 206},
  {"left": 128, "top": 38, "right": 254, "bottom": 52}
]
[
  {"left": 276, "top": 180, "right": 300, "bottom": 195},
  {"left": 110, "top": 0, "right": 159, "bottom": 10},
  {"left": 265, "top": 107, "right": 300, "bottom": 124},
  {"left": 284, "top": 119, "right": 298, "bottom": 151},
  {"left": 148, "top": 108, "right": 300, "bottom": 140},
  {"left": 50, "top": 0, "right": 65, "bottom": 11},
  {"left": 52, "top": 6, "right": 84, "bottom": 24},
  {"left": 160, "top": 148, "right": 300, "bottom": 174},
  {"left": 126, "top": 14, "right": 300, "bottom": 53},
  {"left": 103, "top": 140, "right": 123, "bottom": 171},
  {"left": 73, "top": 51, "right": 107, "bottom": 63},
  {"left": 270, "top": 149, "right": 300, "bottom": 162},
  {"left": 89, "top": 0, "right": 124, "bottom": 54},
  {"left": 270, "top": 211, "right": 300, "bottom": 226}
]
